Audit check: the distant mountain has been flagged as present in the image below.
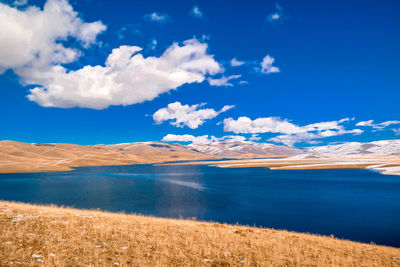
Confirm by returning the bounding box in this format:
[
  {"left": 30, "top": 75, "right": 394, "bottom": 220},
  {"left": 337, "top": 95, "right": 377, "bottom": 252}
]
[
  {"left": 303, "top": 140, "right": 400, "bottom": 157},
  {"left": 1, "top": 140, "right": 399, "bottom": 173},
  {"left": 188, "top": 142, "right": 301, "bottom": 158},
  {"left": 0, "top": 141, "right": 213, "bottom": 173},
  {"left": 187, "top": 140, "right": 400, "bottom": 158}
]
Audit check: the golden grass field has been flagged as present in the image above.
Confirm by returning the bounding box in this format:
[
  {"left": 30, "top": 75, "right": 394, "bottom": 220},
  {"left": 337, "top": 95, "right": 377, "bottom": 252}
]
[
  {"left": 0, "top": 141, "right": 215, "bottom": 173},
  {"left": 1, "top": 201, "right": 400, "bottom": 266}
]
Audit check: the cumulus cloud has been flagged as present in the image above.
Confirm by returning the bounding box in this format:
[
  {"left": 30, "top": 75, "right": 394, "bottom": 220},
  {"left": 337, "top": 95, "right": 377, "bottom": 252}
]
[
  {"left": 223, "top": 116, "right": 363, "bottom": 146},
  {"left": 1, "top": 1, "right": 225, "bottom": 109},
  {"left": 223, "top": 116, "right": 299, "bottom": 134},
  {"left": 0, "top": 0, "right": 106, "bottom": 74},
  {"left": 153, "top": 102, "right": 234, "bottom": 129},
  {"left": 162, "top": 134, "right": 247, "bottom": 144},
  {"left": 25, "top": 38, "right": 222, "bottom": 109},
  {"left": 356, "top": 120, "right": 400, "bottom": 130},
  {"left": 230, "top": 58, "right": 245, "bottom": 67},
  {"left": 190, "top": 6, "right": 203, "bottom": 18},
  {"left": 266, "top": 4, "right": 285, "bottom": 23},
  {"left": 260, "top": 55, "right": 280, "bottom": 74},
  {"left": 144, "top": 12, "right": 168, "bottom": 23},
  {"left": 207, "top": 74, "right": 241, "bottom": 87}
]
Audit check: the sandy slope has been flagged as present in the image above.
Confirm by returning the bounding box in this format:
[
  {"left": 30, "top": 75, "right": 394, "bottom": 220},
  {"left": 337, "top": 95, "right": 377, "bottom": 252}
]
[
  {"left": 1, "top": 140, "right": 400, "bottom": 174},
  {"left": 0, "top": 141, "right": 215, "bottom": 173},
  {"left": 1, "top": 201, "right": 399, "bottom": 266}
]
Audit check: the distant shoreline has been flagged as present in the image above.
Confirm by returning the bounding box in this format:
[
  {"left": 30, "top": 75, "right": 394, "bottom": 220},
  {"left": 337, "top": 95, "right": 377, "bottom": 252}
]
[
  {"left": 158, "top": 157, "right": 400, "bottom": 176},
  {"left": 1, "top": 140, "right": 399, "bottom": 175}
]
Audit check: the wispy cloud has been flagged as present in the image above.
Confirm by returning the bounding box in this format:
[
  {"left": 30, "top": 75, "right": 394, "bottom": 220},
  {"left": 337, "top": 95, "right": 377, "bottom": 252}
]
[
  {"left": 230, "top": 58, "right": 245, "bottom": 67},
  {"left": 144, "top": 12, "right": 168, "bottom": 23},
  {"left": 13, "top": 0, "right": 27, "bottom": 6},
  {"left": 153, "top": 102, "right": 234, "bottom": 129},
  {"left": 162, "top": 134, "right": 247, "bottom": 144},
  {"left": 207, "top": 75, "right": 242, "bottom": 87},
  {"left": 356, "top": 120, "right": 400, "bottom": 130},
  {"left": 117, "top": 25, "right": 142, "bottom": 40},
  {"left": 223, "top": 117, "right": 362, "bottom": 146},
  {"left": 148, "top": 39, "right": 157, "bottom": 50},
  {"left": 190, "top": 5, "right": 203, "bottom": 18},
  {"left": 268, "top": 128, "right": 363, "bottom": 147},
  {"left": 266, "top": 3, "right": 285, "bottom": 23}
]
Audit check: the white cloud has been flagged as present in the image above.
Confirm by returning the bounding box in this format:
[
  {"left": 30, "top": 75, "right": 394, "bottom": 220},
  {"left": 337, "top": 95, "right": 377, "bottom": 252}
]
[
  {"left": 230, "top": 58, "right": 245, "bottom": 67},
  {"left": 25, "top": 38, "right": 222, "bottom": 109},
  {"left": 190, "top": 6, "right": 203, "bottom": 18},
  {"left": 393, "top": 128, "right": 400, "bottom": 136},
  {"left": 162, "top": 134, "right": 247, "bottom": 144},
  {"left": 239, "top": 80, "right": 249, "bottom": 85},
  {"left": 249, "top": 134, "right": 261, "bottom": 141},
  {"left": 355, "top": 120, "right": 374, "bottom": 127},
  {"left": 268, "top": 129, "right": 363, "bottom": 147},
  {"left": 153, "top": 102, "right": 234, "bottom": 129},
  {"left": 223, "top": 116, "right": 363, "bottom": 146},
  {"left": 0, "top": 0, "right": 106, "bottom": 74},
  {"left": 144, "top": 12, "right": 168, "bottom": 23},
  {"left": 1, "top": 2, "right": 225, "bottom": 110},
  {"left": 266, "top": 4, "right": 285, "bottom": 23},
  {"left": 356, "top": 120, "right": 400, "bottom": 130},
  {"left": 223, "top": 116, "right": 300, "bottom": 134},
  {"left": 207, "top": 74, "right": 241, "bottom": 87},
  {"left": 260, "top": 55, "right": 280, "bottom": 74}
]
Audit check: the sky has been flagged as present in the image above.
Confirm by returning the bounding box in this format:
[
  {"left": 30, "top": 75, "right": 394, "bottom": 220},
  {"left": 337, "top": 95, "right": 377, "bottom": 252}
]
[{"left": 0, "top": 0, "right": 399, "bottom": 147}]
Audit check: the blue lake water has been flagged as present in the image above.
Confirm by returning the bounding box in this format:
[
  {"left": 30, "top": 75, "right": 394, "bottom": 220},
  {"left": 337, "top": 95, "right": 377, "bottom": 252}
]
[{"left": 0, "top": 164, "right": 399, "bottom": 247}]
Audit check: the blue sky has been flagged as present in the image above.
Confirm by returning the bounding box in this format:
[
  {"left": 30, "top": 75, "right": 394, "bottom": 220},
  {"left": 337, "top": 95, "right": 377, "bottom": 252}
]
[{"left": 0, "top": 0, "right": 399, "bottom": 146}]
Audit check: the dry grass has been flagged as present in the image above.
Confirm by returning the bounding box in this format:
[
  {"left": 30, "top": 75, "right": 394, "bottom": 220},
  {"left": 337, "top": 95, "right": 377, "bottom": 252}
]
[
  {"left": 0, "top": 141, "right": 215, "bottom": 173},
  {"left": 1, "top": 201, "right": 399, "bottom": 266}
]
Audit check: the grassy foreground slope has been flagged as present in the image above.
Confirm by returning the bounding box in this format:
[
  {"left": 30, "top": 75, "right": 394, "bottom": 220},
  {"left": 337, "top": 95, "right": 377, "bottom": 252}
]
[{"left": 0, "top": 201, "right": 399, "bottom": 266}]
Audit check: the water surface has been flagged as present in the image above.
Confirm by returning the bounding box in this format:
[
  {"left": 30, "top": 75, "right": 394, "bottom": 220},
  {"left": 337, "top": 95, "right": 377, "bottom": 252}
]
[{"left": 0, "top": 164, "right": 399, "bottom": 247}]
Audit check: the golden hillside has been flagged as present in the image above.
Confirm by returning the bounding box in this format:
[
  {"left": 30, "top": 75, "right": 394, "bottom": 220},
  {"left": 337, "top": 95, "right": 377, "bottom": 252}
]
[
  {"left": 0, "top": 141, "right": 214, "bottom": 173},
  {"left": 1, "top": 201, "right": 399, "bottom": 266}
]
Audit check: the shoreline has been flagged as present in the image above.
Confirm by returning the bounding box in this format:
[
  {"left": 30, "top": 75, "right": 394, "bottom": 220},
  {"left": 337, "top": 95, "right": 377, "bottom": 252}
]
[
  {"left": 1, "top": 200, "right": 399, "bottom": 266},
  {"left": 2, "top": 154, "right": 400, "bottom": 175},
  {"left": 1, "top": 140, "right": 399, "bottom": 175},
  {"left": 158, "top": 156, "right": 400, "bottom": 176}
]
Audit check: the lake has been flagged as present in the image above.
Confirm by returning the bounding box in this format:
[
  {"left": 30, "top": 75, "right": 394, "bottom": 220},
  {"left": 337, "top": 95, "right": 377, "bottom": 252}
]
[{"left": 0, "top": 164, "right": 399, "bottom": 247}]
